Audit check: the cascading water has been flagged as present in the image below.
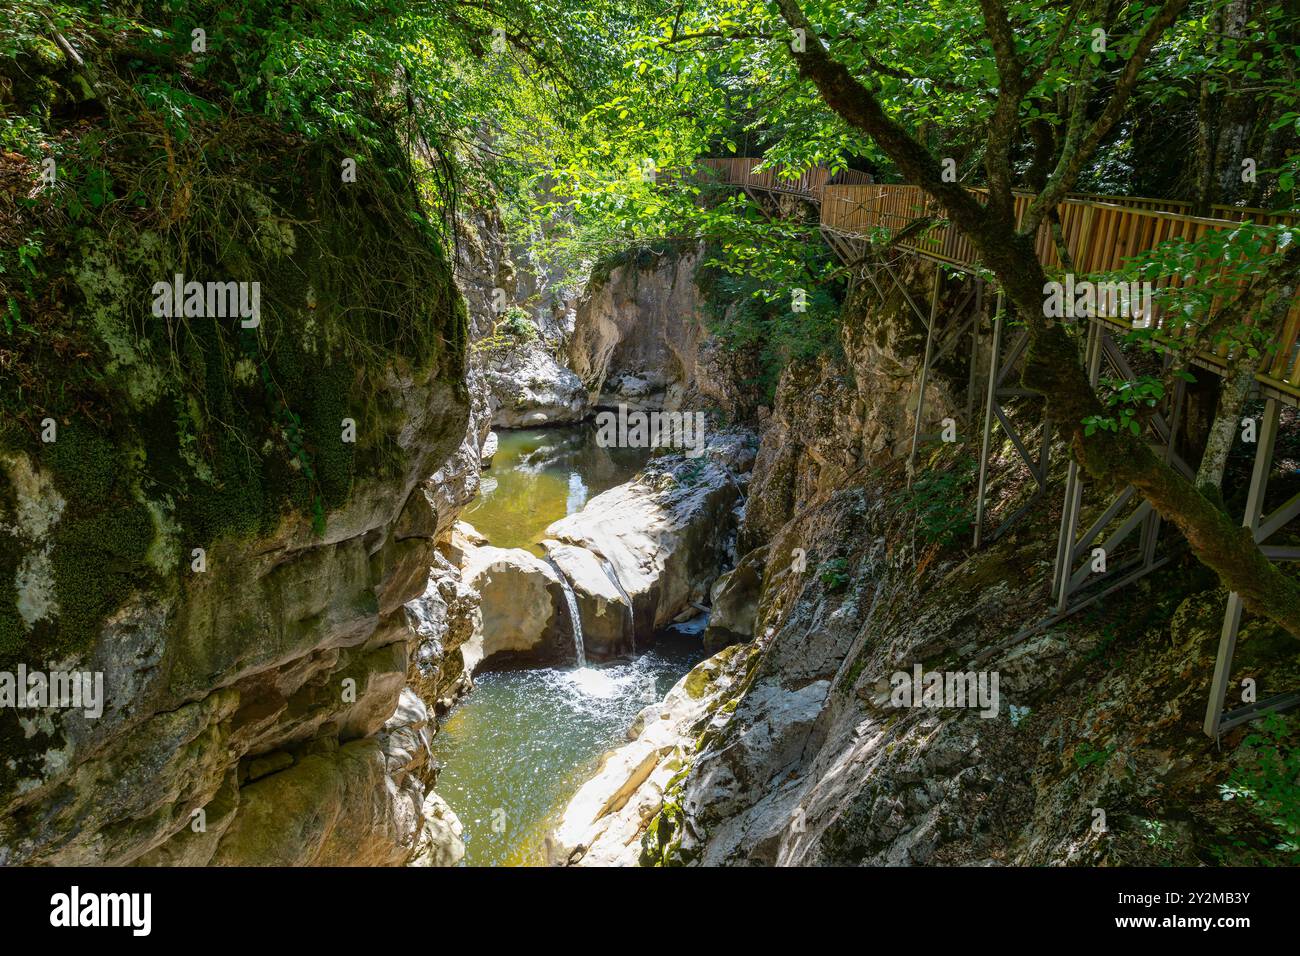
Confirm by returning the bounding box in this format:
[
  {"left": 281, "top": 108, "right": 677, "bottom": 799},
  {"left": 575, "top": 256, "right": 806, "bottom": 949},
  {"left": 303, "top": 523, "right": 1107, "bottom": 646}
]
[
  {"left": 599, "top": 558, "right": 637, "bottom": 655},
  {"left": 545, "top": 556, "right": 587, "bottom": 667},
  {"left": 432, "top": 424, "right": 706, "bottom": 865}
]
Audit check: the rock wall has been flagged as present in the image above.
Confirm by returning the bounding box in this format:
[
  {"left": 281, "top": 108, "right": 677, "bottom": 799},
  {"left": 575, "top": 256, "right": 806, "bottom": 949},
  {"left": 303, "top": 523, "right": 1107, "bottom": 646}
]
[
  {"left": 461, "top": 203, "right": 588, "bottom": 429},
  {"left": 569, "top": 247, "right": 755, "bottom": 418},
  {"left": 0, "top": 47, "right": 511, "bottom": 863},
  {"left": 447, "top": 433, "right": 756, "bottom": 669},
  {"left": 543, "top": 434, "right": 755, "bottom": 654},
  {"left": 559, "top": 255, "right": 1300, "bottom": 867},
  {"left": 479, "top": 339, "right": 588, "bottom": 428},
  {"left": 0, "top": 192, "right": 470, "bottom": 867},
  {"left": 403, "top": 201, "right": 511, "bottom": 715}
]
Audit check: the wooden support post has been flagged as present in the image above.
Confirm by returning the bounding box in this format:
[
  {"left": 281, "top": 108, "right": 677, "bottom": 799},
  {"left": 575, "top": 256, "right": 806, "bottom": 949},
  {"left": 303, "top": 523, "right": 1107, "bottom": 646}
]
[
  {"left": 973, "top": 291, "right": 1004, "bottom": 548},
  {"left": 908, "top": 268, "right": 943, "bottom": 488},
  {"left": 1204, "top": 397, "right": 1280, "bottom": 738}
]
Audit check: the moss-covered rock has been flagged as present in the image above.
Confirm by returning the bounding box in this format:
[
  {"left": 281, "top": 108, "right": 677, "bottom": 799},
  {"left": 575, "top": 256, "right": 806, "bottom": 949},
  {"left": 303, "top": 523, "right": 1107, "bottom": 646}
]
[{"left": 0, "top": 37, "right": 470, "bottom": 867}]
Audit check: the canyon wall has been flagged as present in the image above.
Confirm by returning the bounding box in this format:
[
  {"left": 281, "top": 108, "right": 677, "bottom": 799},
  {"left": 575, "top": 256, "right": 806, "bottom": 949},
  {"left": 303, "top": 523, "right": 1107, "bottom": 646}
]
[
  {"left": 556, "top": 255, "right": 1300, "bottom": 867},
  {"left": 0, "top": 43, "right": 506, "bottom": 863},
  {"left": 569, "top": 246, "right": 758, "bottom": 419},
  {"left": 0, "top": 176, "right": 469, "bottom": 867}
]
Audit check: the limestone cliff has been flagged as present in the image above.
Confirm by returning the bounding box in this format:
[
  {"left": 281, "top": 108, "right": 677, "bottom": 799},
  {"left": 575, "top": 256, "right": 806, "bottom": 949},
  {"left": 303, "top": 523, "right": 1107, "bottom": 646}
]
[
  {"left": 569, "top": 246, "right": 758, "bottom": 419},
  {"left": 0, "top": 45, "right": 473, "bottom": 865},
  {"left": 557, "top": 255, "right": 1300, "bottom": 868}
]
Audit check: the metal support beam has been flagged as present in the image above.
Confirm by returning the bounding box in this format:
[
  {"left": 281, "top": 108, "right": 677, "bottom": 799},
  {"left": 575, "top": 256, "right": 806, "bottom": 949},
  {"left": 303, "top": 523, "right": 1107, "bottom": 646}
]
[
  {"left": 1052, "top": 320, "right": 1190, "bottom": 614},
  {"left": 973, "top": 293, "right": 1004, "bottom": 549},
  {"left": 966, "top": 280, "right": 983, "bottom": 421},
  {"left": 907, "top": 269, "right": 944, "bottom": 486},
  {"left": 1203, "top": 398, "right": 1300, "bottom": 738},
  {"left": 882, "top": 258, "right": 937, "bottom": 331},
  {"left": 1201, "top": 398, "right": 1274, "bottom": 738},
  {"left": 972, "top": 292, "right": 1055, "bottom": 547},
  {"left": 1054, "top": 321, "right": 1101, "bottom": 611}
]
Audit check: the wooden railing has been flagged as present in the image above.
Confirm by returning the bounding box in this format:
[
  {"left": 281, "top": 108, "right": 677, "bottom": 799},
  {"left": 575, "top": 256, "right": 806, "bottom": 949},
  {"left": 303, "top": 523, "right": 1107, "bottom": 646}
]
[
  {"left": 819, "top": 183, "right": 1300, "bottom": 399},
  {"left": 1066, "top": 192, "right": 1296, "bottom": 228},
  {"left": 697, "top": 157, "right": 872, "bottom": 200},
  {"left": 695, "top": 156, "right": 1299, "bottom": 398}
]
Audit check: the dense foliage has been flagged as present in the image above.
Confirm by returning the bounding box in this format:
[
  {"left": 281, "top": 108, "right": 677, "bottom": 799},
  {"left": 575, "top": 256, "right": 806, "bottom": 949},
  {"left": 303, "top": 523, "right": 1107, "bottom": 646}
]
[{"left": 3, "top": 0, "right": 1300, "bottom": 866}]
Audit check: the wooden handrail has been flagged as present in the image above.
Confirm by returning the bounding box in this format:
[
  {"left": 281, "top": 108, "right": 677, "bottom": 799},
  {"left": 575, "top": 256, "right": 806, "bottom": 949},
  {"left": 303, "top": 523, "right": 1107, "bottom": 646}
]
[
  {"left": 697, "top": 156, "right": 872, "bottom": 199},
  {"left": 819, "top": 183, "right": 1299, "bottom": 400},
  {"left": 696, "top": 157, "right": 1299, "bottom": 399}
]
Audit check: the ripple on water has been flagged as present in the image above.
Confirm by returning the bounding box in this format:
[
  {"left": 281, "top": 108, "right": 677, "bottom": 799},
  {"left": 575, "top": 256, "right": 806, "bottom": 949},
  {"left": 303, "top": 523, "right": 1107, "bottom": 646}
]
[
  {"left": 431, "top": 632, "right": 705, "bottom": 866},
  {"left": 463, "top": 424, "right": 651, "bottom": 551}
]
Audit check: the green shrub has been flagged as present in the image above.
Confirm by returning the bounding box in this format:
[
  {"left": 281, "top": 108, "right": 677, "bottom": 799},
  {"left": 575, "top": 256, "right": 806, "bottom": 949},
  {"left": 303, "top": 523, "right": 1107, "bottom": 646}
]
[
  {"left": 695, "top": 245, "right": 843, "bottom": 404},
  {"left": 1221, "top": 713, "right": 1300, "bottom": 862},
  {"left": 499, "top": 305, "right": 538, "bottom": 341},
  {"left": 891, "top": 455, "right": 977, "bottom": 548}
]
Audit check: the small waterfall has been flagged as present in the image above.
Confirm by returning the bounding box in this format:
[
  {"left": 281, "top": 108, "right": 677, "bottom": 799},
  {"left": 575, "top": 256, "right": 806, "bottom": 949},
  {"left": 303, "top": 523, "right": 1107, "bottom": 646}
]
[
  {"left": 599, "top": 558, "right": 636, "bottom": 656},
  {"left": 545, "top": 557, "right": 587, "bottom": 668}
]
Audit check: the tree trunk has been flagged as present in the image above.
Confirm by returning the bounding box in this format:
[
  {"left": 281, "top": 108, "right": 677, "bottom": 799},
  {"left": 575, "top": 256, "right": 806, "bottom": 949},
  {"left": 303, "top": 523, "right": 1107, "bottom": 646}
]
[
  {"left": 1193, "top": 0, "right": 1255, "bottom": 214},
  {"left": 1193, "top": 357, "right": 1258, "bottom": 498}
]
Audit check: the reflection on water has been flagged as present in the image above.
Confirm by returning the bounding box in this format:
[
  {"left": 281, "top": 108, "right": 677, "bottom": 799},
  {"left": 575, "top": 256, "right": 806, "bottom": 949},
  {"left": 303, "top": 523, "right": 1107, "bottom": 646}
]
[
  {"left": 437, "top": 423, "right": 704, "bottom": 866},
  {"left": 432, "top": 631, "right": 705, "bottom": 866},
  {"left": 464, "top": 424, "right": 652, "bottom": 552}
]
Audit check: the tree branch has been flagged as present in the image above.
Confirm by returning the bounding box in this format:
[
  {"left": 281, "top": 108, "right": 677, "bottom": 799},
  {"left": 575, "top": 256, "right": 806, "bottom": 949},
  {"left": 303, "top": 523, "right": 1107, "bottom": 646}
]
[
  {"left": 772, "top": 0, "right": 1300, "bottom": 641},
  {"left": 1023, "top": 0, "right": 1191, "bottom": 234},
  {"left": 771, "top": 0, "right": 990, "bottom": 238}
]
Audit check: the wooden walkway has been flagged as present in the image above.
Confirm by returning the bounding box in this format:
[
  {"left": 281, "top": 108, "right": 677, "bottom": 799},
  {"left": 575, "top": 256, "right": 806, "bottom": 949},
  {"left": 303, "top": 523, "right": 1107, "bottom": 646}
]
[
  {"left": 698, "top": 156, "right": 874, "bottom": 200},
  {"left": 702, "top": 157, "right": 1300, "bottom": 738},
  {"left": 699, "top": 158, "right": 1300, "bottom": 403}
]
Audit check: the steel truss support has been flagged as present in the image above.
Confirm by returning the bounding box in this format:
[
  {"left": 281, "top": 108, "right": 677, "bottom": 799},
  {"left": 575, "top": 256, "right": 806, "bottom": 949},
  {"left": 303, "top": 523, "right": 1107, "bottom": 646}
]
[
  {"left": 1203, "top": 396, "right": 1300, "bottom": 738},
  {"left": 823, "top": 213, "right": 1300, "bottom": 741},
  {"left": 905, "top": 272, "right": 989, "bottom": 486},
  {"left": 1051, "top": 321, "right": 1191, "bottom": 616},
  {"left": 823, "top": 233, "right": 987, "bottom": 492},
  {"left": 820, "top": 227, "right": 865, "bottom": 272},
  {"left": 906, "top": 269, "right": 944, "bottom": 485},
  {"left": 971, "top": 295, "right": 1053, "bottom": 547}
]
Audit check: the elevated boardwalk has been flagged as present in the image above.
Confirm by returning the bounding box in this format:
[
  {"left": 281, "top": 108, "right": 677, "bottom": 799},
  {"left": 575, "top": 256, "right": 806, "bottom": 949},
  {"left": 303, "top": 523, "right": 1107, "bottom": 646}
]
[
  {"left": 698, "top": 157, "right": 1300, "bottom": 402},
  {"left": 698, "top": 156, "right": 873, "bottom": 200},
  {"left": 700, "top": 157, "right": 1300, "bottom": 737}
]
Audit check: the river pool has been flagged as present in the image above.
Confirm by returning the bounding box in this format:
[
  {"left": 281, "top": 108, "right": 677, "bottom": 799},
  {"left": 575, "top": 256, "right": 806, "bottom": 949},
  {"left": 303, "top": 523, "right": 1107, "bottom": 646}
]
[{"left": 434, "top": 423, "right": 707, "bottom": 866}]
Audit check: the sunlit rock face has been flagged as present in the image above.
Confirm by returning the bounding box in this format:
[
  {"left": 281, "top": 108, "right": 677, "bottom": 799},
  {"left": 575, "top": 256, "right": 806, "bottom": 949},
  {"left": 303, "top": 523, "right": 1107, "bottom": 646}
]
[
  {"left": 480, "top": 338, "right": 589, "bottom": 428},
  {"left": 606, "top": 258, "right": 1281, "bottom": 869},
  {"left": 542, "top": 441, "right": 750, "bottom": 653},
  {"left": 569, "top": 247, "right": 757, "bottom": 420},
  {"left": 457, "top": 546, "right": 572, "bottom": 670},
  {"left": 546, "top": 642, "right": 757, "bottom": 867}
]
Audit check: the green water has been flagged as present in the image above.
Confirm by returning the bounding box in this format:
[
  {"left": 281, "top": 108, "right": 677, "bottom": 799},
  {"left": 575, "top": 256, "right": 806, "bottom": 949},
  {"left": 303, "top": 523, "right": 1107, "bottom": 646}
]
[
  {"left": 433, "top": 631, "right": 705, "bottom": 866},
  {"left": 464, "top": 425, "right": 652, "bottom": 551},
  {"left": 435, "top": 423, "right": 706, "bottom": 866}
]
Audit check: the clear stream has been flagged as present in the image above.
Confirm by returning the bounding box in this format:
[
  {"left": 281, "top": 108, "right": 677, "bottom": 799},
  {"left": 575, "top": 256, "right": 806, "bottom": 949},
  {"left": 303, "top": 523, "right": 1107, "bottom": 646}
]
[
  {"left": 433, "top": 423, "right": 708, "bottom": 866},
  {"left": 464, "top": 426, "right": 650, "bottom": 553}
]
